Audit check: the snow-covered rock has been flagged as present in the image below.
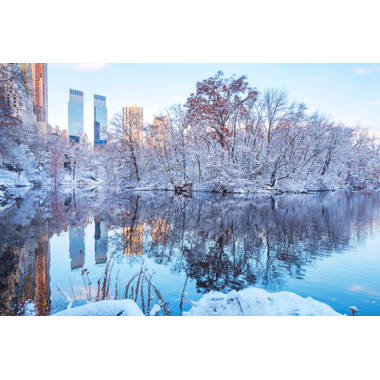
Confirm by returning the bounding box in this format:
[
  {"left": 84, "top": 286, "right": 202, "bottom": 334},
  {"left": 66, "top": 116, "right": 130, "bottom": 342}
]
[
  {"left": 149, "top": 304, "right": 162, "bottom": 316},
  {"left": 52, "top": 299, "right": 144, "bottom": 316},
  {"left": 51, "top": 287, "right": 341, "bottom": 316},
  {"left": 183, "top": 287, "right": 341, "bottom": 316}
]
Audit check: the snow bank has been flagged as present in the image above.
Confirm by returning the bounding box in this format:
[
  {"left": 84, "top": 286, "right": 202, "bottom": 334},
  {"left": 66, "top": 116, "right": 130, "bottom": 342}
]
[
  {"left": 183, "top": 287, "right": 341, "bottom": 316},
  {"left": 51, "top": 287, "right": 340, "bottom": 316},
  {"left": 53, "top": 299, "right": 144, "bottom": 316},
  {"left": 0, "top": 168, "right": 32, "bottom": 208},
  {"left": 0, "top": 168, "right": 31, "bottom": 188}
]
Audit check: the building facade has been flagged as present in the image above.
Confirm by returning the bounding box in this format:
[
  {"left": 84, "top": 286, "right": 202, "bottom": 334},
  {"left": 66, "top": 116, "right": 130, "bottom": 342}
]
[
  {"left": 94, "top": 94, "right": 107, "bottom": 145},
  {"left": 122, "top": 105, "right": 143, "bottom": 145},
  {"left": 150, "top": 116, "right": 169, "bottom": 149},
  {"left": 18, "top": 63, "right": 34, "bottom": 102},
  {"left": 68, "top": 89, "right": 84, "bottom": 143},
  {"left": 0, "top": 63, "right": 34, "bottom": 124},
  {"left": 0, "top": 63, "right": 48, "bottom": 136},
  {"left": 31, "top": 63, "right": 48, "bottom": 135}
]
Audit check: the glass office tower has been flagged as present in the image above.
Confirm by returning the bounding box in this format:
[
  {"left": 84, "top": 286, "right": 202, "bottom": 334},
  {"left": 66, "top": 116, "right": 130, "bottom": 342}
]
[
  {"left": 94, "top": 94, "right": 107, "bottom": 145},
  {"left": 68, "top": 89, "right": 84, "bottom": 143}
]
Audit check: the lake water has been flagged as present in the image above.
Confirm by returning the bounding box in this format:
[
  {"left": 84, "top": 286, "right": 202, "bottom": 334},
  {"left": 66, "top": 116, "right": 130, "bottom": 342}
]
[{"left": 1, "top": 189, "right": 380, "bottom": 316}]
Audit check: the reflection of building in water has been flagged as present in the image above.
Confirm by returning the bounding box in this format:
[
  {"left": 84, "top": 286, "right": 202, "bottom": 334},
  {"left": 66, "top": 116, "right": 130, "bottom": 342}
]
[
  {"left": 123, "top": 224, "right": 143, "bottom": 255},
  {"left": 69, "top": 226, "right": 85, "bottom": 270},
  {"left": 34, "top": 233, "right": 51, "bottom": 315},
  {"left": 0, "top": 222, "right": 51, "bottom": 316},
  {"left": 94, "top": 220, "right": 108, "bottom": 264},
  {"left": 151, "top": 217, "right": 170, "bottom": 245}
]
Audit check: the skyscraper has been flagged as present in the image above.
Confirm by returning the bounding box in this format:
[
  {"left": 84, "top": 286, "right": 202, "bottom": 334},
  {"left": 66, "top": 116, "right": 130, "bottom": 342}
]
[
  {"left": 150, "top": 116, "right": 169, "bottom": 149},
  {"left": 68, "top": 89, "right": 84, "bottom": 143},
  {"left": 94, "top": 94, "right": 107, "bottom": 145},
  {"left": 122, "top": 106, "right": 143, "bottom": 145},
  {"left": 31, "top": 63, "right": 48, "bottom": 134}
]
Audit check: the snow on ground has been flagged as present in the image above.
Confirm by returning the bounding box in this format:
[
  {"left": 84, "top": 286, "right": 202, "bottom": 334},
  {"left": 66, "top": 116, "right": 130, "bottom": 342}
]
[
  {"left": 51, "top": 287, "right": 341, "bottom": 316},
  {"left": 184, "top": 287, "right": 341, "bottom": 316},
  {"left": 59, "top": 173, "right": 99, "bottom": 191},
  {"left": 0, "top": 168, "right": 31, "bottom": 188},
  {"left": 52, "top": 299, "right": 144, "bottom": 316},
  {"left": 0, "top": 168, "right": 32, "bottom": 209}
]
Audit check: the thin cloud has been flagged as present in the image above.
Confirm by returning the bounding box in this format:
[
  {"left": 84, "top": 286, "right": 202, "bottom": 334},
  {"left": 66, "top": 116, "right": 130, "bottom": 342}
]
[
  {"left": 354, "top": 65, "right": 380, "bottom": 75},
  {"left": 74, "top": 63, "right": 109, "bottom": 71},
  {"left": 367, "top": 100, "right": 380, "bottom": 105},
  {"left": 350, "top": 284, "right": 380, "bottom": 297}
]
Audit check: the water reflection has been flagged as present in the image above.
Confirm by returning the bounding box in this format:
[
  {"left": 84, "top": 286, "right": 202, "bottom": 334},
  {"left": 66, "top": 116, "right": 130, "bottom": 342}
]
[
  {"left": 0, "top": 208, "right": 51, "bottom": 316},
  {"left": 94, "top": 219, "right": 108, "bottom": 264},
  {"left": 69, "top": 226, "right": 85, "bottom": 270},
  {"left": 1, "top": 190, "right": 380, "bottom": 315}
]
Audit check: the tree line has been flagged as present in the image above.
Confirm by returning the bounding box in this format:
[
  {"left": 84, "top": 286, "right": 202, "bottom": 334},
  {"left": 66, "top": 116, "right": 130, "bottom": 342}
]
[{"left": 1, "top": 70, "right": 379, "bottom": 193}]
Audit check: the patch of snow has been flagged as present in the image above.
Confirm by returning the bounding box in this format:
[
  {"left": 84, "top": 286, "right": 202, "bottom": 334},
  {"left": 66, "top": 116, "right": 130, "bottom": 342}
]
[
  {"left": 0, "top": 168, "right": 32, "bottom": 209},
  {"left": 349, "top": 305, "right": 359, "bottom": 315},
  {"left": 149, "top": 304, "right": 161, "bottom": 316},
  {"left": 50, "top": 287, "right": 341, "bottom": 316},
  {"left": 23, "top": 301, "right": 37, "bottom": 316},
  {"left": 183, "top": 287, "right": 341, "bottom": 316},
  {"left": 52, "top": 299, "right": 144, "bottom": 316}
]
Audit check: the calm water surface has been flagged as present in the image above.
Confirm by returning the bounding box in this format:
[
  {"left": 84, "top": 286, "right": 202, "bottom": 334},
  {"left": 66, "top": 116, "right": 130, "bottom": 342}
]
[{"left": 1, "top": 190, "right": 380, "bottom": 315}]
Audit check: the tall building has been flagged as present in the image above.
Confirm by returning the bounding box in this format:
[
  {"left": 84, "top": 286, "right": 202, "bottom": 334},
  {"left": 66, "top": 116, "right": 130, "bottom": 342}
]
[
  {"left": 150, "top": 116, "right": 169, "bottom": 149},
  {"left": 94, "top": 94, "right": 107, "bottom": 145},
  {"left": 31, "top": 63, "right": 48, "bottom": 134},
  {"left": 18, "top": 63, "right": 33, "bottom": 101},
  {"left": 68, "top": 89, "right": 84, "bottom": 143},
  {"left": 122, "top": 106, "right": 143, "bottom": 145},
  {"left": 62, "top": 129, "right": 68, "bottom": 142},
  {"left": 0, "top": 63, "right": 34, "bottom": 123}
]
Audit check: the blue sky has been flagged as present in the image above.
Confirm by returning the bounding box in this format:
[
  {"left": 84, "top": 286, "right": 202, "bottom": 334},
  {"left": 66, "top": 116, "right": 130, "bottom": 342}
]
[{"left": 48, "top": 63, "right": 380, "bottom": 143}]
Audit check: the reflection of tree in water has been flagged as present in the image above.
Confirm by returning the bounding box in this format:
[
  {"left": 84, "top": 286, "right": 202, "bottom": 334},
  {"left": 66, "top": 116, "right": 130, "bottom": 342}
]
[
  {"left": 1, "top": 189, "right": 380, "bottom": 314},
  {"left": 118, "top": 191, "right": 380, "bottom": 293}
]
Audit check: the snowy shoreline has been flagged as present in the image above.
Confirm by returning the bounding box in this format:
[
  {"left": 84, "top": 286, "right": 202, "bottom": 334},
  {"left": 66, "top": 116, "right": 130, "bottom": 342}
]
[
  {"left": 1, "top": 180, "right": 376, "bottom": 212},
  {"left": 52, "top": 287, "right": 342, "bottom": 317},
  {"left": 0, "top": 168, "right": 33, "bottom": 209}
]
